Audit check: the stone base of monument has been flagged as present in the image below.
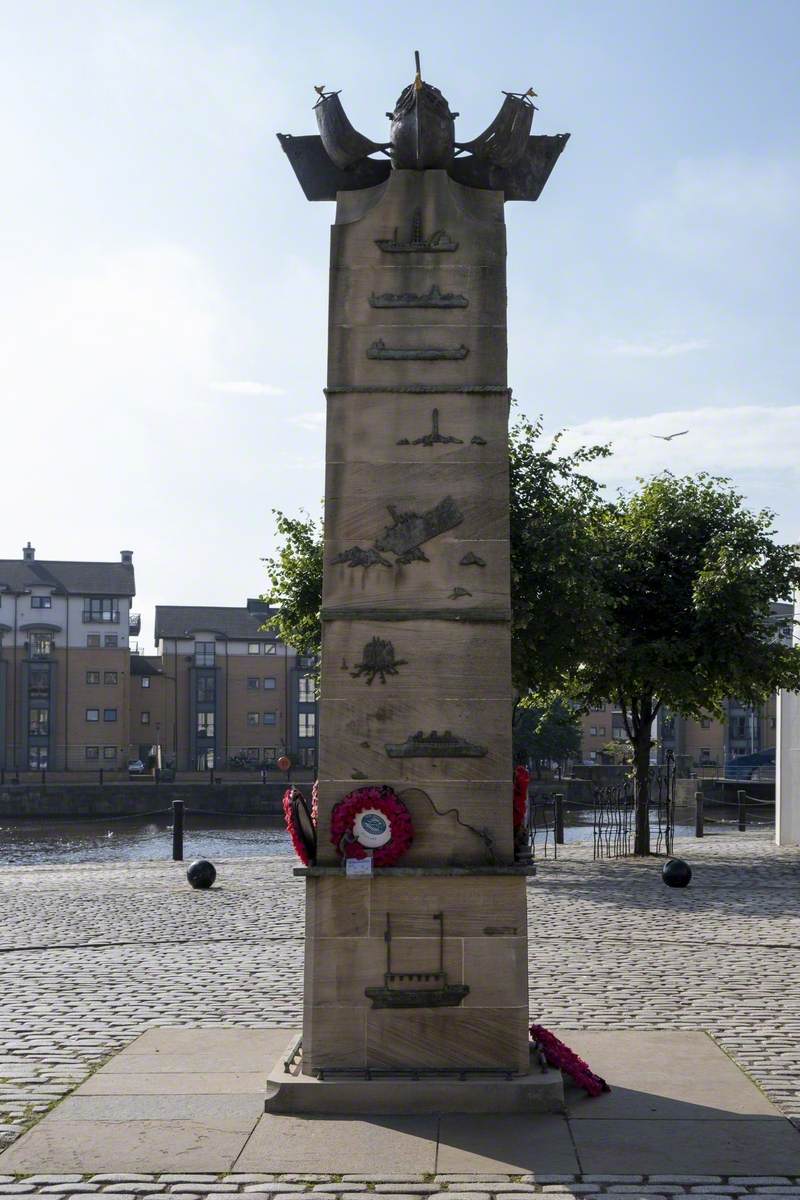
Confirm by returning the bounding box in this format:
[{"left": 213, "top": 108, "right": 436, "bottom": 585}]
[{"left": 264, "top": 1037, "right": 564, "bottom": 1114}]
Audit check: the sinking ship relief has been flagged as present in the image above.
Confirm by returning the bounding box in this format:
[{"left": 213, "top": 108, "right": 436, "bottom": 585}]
[{"left": 332, "top": 495, "right": 464, "bottom": 569}]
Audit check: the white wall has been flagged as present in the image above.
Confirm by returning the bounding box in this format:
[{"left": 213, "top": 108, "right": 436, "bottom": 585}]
[{"left": 777, "top": 689, "right": 800, "bottom": 846}]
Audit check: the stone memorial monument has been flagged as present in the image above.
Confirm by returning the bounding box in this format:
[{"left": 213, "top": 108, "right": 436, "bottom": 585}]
[{"left": 270, "top": 56, "right": 568, "bottom": 1114}]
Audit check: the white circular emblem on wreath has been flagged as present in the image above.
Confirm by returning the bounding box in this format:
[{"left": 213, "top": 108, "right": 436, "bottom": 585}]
[{"left": 353, "top": 808, "right": 392, "bottom": 848}]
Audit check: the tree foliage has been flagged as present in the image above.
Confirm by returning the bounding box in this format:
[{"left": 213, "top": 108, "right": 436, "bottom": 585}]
[
  {"left": 570, "top": 472, "right": 800, "bottom": 852},
  {"left": 512, "top": 695, "right": 581, "bottom": 777},
  {"left": 261, "top": 510, "right": 323, "bottom": 659},
  {"left": 509, "top": 413, "right": 610, "bottom": 693}
]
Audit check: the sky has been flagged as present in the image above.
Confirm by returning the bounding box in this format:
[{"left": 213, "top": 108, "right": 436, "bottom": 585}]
[{"left": 1, "top": 0, "right": 798, "bottom": 650}]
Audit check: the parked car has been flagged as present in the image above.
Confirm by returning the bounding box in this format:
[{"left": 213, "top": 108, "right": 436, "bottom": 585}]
[{"left": 128, "top": 759, "right": 146, "bottom": 775}]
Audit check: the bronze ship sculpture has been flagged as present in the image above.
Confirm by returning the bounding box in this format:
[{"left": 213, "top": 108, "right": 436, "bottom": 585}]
[{"left": 278, "top": 52, "right": 568, "bottom": 202}]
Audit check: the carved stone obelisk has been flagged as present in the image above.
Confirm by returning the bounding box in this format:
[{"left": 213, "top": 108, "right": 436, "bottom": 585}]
[{"left": 272, "top": 59, "right": 567, "bottom": 1111}]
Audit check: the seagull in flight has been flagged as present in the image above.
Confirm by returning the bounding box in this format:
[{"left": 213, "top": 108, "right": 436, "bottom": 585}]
[{"left": 651, "top": 430, "right": 689, "bottom": 442}]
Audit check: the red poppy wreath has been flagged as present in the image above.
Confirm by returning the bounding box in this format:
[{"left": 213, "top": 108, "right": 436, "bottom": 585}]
[
  {"left": 330, "top": 785, "right": 413, "bottom": 867},
  {"left": 283, "top": 785, "right": 317, "bottom": 866}
]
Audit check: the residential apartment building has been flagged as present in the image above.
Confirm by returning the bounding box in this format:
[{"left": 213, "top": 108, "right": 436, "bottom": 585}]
[
  {"left": 0, "top": 545, "right": 139, "bottom": 770},
  {"left": 153, "top": 599, "right": 317, "bottom": 772}
]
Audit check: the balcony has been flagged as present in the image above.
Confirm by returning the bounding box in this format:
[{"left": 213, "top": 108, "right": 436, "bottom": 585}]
[
  {"left": 129, "top": 613, "right": 141, "bottom": 636},
  {"left": 82, "top": 611, "right": 120, "bottom": 624}
]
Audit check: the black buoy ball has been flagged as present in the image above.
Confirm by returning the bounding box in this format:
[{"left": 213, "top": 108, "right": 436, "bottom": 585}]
[
  {"left": 662, "top": 858, "right": 692, "bottom": 888},
  {"left": 187, "top": 859, "right": 216, "bottom": 889}
]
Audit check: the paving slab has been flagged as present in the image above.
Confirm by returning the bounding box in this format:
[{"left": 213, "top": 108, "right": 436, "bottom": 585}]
[
  {"left": 76, "top": 1075, "right": 267, "bottom": 1097},
  {"left": 570, "top": 1118, "right": 800, "bottom": 1174},
  {"left": 557, "top": 1031, "right": 779, "bottom": 1120},
  {"left": 121, "top": 1032, "right": 291, "bottom": 1058},
  {"left": 46, "top": 1097, "right": 264, "bottom": 1124},
  {"left": 436, "top": 1115, "right": 579, "bottom": 1172},
  {"left": 0, "top": 1118, "right": 259, "bottom": 1173},
  {"left": 234, "top": 1116, "right": 438, "bottom": 1173}
]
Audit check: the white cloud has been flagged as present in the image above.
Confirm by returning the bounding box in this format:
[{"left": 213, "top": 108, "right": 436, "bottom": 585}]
[
  {"left": 603, "top": 337, "right": 710, "bottom": 359},
  {"left": 209, "top": 381, "right": 285, "bottom": 397},
  {"left": 634, "top": 154, "right": 800, "bottom": 260},
  {"left": 289, "top": 410, "right": 326, "bottom": 432},
  {"left": 555, "top": 405, "right": 800, "bottom": 482}
]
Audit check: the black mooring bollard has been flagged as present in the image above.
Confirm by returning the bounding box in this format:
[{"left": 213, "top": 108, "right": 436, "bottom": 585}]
[
  {"left": 695, "top": 790, "right": 704, "bottom": 838},
  {"left": 737, "top": 789, "right": 747, "bottom": 832},
  {"left": 554, "top": 793, "right": 565, "bottom": 844},
  {"left": 172, "top": 798, "right": 184, "bottom": 861}
]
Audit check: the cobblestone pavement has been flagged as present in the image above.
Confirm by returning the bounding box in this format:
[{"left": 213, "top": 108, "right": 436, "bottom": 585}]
[{"left": 0, "top": 829, "right": 798, "bottom": 1191}]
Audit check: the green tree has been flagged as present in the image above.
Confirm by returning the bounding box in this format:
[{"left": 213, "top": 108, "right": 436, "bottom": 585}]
[
  {"left": 571, "top": 472, "right": 800, "bottom": 854},
  {"left": 261, "top": 510, "right": 323, "bottom": 659},
  {"left": 512, "top": 695, "right": 581, "bottom": 777}
]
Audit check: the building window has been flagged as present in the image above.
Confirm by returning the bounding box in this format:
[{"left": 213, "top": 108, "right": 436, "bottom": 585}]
[
  {"left": 598, "top": 725, "right": 606, "bottom": 736},
  {"left": 298, "top": 747, "right": 315, "bottom": 767},
  {"left": 196, "top": 749, "right": 214, "bottom": 770},
  {"left": 263, "top": 711, "right": 277, "bottom": 726},
  {"left": 103, "top": 746, "right": 117, "bottom": 761},
  {"left": 264, "top": 642, "right": 277, "bottom": 655},
  {"left": 29, "top": 708, "right": 49, "bottom": 736},
  {"left": 87, "top": 634, "right": 101, "bottom": 647},
  {"left": 298, "top": 675, "right": 315, "bottom": 702},
  {"left": 85, "top": 746, "right": 99, "bottom": 760},
  {"left": 196, "top": 672, "right": 215, "bottom": 703},
  {"left": 588, "top": 751, "right": 597, "bottom": 762},
  {"left": 298, "top": 712, "right": 316, "bottom": 739},
  {"left": 248, "top": 642, "right": 261, "bottom": 655},
  {"left": 83, "top": 598, "right": 119, "bottom": 623},
  {"left": 299, "top": 654, "right": 315, "bottom": 668},
  {"left": 591, "top": 704, "right": 605, "bottom": 713},
  {"left": 103, "top": 708, "right": 117, "bottom": 723},
  {"left": 141, "top": 676, "right": 150, "bottom": 688},
  {"left": 247, "top": 677, "right": 260, "bottom": 690},
  {"left": 700, "top": 747, "right": 711, "bottom": 760},
  {"left": 86, "top": 708, "right": 99, "bottom": 722},
  {"left": 30, "top": 632, "right": 54, "bottom": 657},
  {"left": 141, "top": 711, "right": 150, "bottom": 725},
  {"left": 263, "top": 747, "right": 277, "bottom": 763},
  {"left": 246, "top": 747, "right": 260, "bottom": 762},
  {"left": 263, "top": 676, "right": 277, "bottom": 690},
  {"left": 86, "top": 670, "right": 100, "bottom": 685},
  {"left": 195, "top": 641, "right": 215, "bottom": 666},
  {"left": 701, "top": 717, "right": 712, "bottom": 729},
  {"left": 589, "top": 725, "right": 597, "bottom": 737},
  {"left": 104, "top": 635, "right": 118, "bottom": 648},
  {"left": 29, "top": 666, "right": 49, "bottom": 697},
  {"left": 104, "top": 671, "right": 118, "bottom": 685},
  {"left": 197, "top": 712, "right": 215, "bottom": 739},
  {"left": 29, "top": 746, "right": 48, "bottom": 768},
  {"left": 247, "top": 711, "right": 260, "bottom": 726},
  {"left": 30, "top": 595, "right": 52, "bottom": 609}
]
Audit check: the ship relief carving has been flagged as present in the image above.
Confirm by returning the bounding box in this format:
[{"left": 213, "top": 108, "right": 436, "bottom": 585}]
[
  {"left": 331, "top": 495, "right": 463, "bottom": 570},
  {"left": 396, "top": 408, "right": 463, "bottom": 447},
  {"left": 385, "top": 730, "right": 488, "bottom": 758},
  {"left": 351, "top": 637, "right": 407, "bottom": 685},
  {"left": 449, "top": 587, "right": 472, "bottom": 599},
  {"left": 367, "top": 339, "right": 469, "bottom": 361},
  {"left": 369, "top": 283, "right": 468, "bottom": 309},
  {"left": 365, "top": 912, "right": 469, "bottom": 1010},
  {"left": 459, "top": 551, "right": 486, "bottom": 567},
  {"left": 374, "top": 207, "right": 458, "bottom": 254}
]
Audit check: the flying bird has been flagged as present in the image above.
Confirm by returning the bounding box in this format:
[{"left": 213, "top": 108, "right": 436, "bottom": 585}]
[{"left": 651, "top": 430, "right": 689, "bottom": 442}]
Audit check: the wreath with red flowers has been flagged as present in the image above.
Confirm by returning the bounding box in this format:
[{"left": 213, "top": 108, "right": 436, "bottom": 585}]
[
  {"left": 330, "top": 785, "right": 413, "bottom": 867},
  {"left": 513, "top": 765, "right": 530, "bottom": 832},
  {"left": 283, "top": 785, "right": 317, "bottom": 866},
  {"left": 530, "top": 1024, "right": 610, "bottom": 1097}
]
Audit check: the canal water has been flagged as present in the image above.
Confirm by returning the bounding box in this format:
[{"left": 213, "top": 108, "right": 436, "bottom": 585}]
[
  {"left": 0, "top": 812, "right": 292, "bottom": 866},
  {"left": 0, "top": 805, "right": 769, "bottom": 866}
]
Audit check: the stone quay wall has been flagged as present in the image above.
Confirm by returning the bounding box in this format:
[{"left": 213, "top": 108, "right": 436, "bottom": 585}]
[{"left": 0, "top": 781, "right": 288, "bottom": 819}]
